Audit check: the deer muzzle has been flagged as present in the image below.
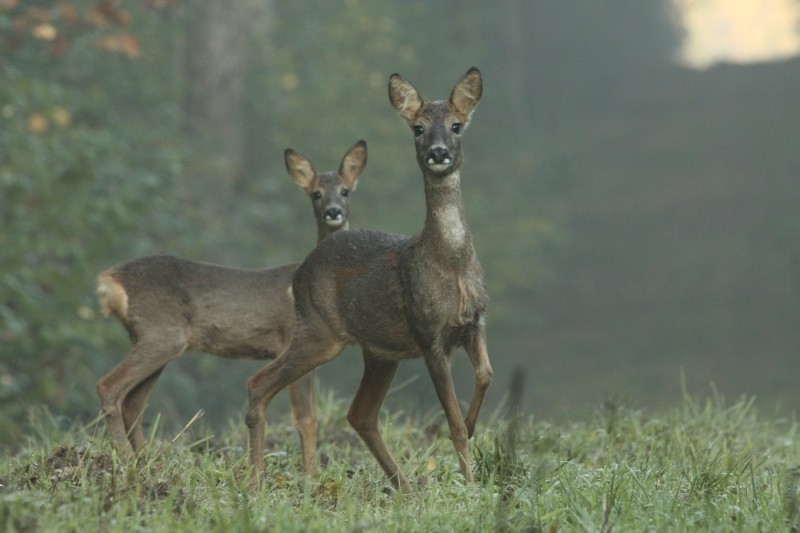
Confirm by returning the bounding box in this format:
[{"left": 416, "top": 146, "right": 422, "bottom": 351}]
[
  {"left": 426, "top": 146, "right": 452, "bottom": 172},
  {"left": 324, "top": 207, "right": 345, "bottom": 226}
]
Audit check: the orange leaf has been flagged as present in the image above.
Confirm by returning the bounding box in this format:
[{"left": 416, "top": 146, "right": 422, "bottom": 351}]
[
  {"left": 52, "top": 107, "right": 71, "bottom": 128},
  {"left": 28, "top": 114, "right": 49, "bottom": 134},
  {"left": 92, "top": 0, "right": 129, "bottom": 26},
  {"left": 426, "top": 456, "right": 436, "bottom": 473},
  {"left": 119, "top": 34, "right": 140, "bottom": 58},
  {"left": 94, "top": 34, "right": 141, "bottom": 58}
]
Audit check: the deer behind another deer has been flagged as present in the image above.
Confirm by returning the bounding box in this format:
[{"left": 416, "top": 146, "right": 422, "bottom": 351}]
[{"left": 96, "top": 141, "right": 367, "bottom": 477}]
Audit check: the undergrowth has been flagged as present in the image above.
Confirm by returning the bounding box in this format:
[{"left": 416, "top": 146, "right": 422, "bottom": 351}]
[{"left": 1, "top": 390, "right": 799, "bottom": 532}]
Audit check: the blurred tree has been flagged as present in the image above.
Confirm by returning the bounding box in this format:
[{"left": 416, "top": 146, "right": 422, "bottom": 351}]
[
  {"left": 515, "top": 0, "right": 682, "bottom": 129},
  {"left": 181, "top": 0, "right": 250, "bottom": 170},
  {"left": 0, "top": 0, "right": 694, "bottom": 443}
]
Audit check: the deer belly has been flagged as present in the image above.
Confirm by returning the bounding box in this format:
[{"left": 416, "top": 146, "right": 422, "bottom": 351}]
[
  {"left": 345, "top": 308, "right": 420, "bottom": 357},
  {"left": 189, "top": 321, "right": 291, "bottom": 360},
  {"left": 339, "top": 285, "right": 420, "bottom": 357}
]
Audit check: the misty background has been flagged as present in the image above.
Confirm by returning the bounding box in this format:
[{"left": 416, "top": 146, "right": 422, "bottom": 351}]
[{"left": 1, "top": 0, "right": 799, "bottom": 446}]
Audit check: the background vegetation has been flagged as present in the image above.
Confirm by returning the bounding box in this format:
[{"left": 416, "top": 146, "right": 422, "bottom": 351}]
[{"left": 1, "top": 0, "right": 800, "bottom": 450}]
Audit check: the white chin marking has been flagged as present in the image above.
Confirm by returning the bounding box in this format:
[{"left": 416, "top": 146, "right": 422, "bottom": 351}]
[
  {"left": 427, "top": 163, "right": 450, "bottom": 172},
  {"left": 325, "top": 218, "right": 344, "bottom": 227}
]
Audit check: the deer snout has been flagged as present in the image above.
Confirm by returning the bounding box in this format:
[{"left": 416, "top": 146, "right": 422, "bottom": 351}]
[
  {"left": 427, "top": 146, "right": 452, "bottom": 166},
  {"left": 324, "top": 207, "right": 345, "bottom": 226}
]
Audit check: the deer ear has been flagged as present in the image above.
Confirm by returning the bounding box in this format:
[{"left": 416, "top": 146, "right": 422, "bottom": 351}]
[
  {"left": 449, "top": 67, "right": 483, "bottom": 120},
  {"left": 388, "top": 73, "right": 423, "bottom": 122},
  {"left": 285, "top": 149, "right": 317, "bottom": 194},
  {"left": 339, "top": 140, "right": 367, "bottom": 191}
]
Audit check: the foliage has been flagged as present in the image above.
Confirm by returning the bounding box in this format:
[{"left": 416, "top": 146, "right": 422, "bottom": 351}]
[
  {"left": 1, "top": 0, "right": 570, "bottom": 446},
  {"left": 247, "top": 0, "right": 564, "bottom": 329},
  {"left": 1, "top": 392, "right": 799, "bottom": 531},
  {"left": 8, "top": 0, "right": 764, "bottom": 455},
  {"left": 0, "top": 0, "right": 188, "bottom": 443}
]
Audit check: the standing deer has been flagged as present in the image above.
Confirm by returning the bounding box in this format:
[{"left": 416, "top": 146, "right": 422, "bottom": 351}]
[
  {"left": 96, "top": 141, "right": 367, "bottom": 476},
  {"left": 245, "top": 68, "right": 492, "bottom": 492}
]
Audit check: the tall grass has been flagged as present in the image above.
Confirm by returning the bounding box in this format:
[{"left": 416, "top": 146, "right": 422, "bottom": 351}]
[{"left": 1, "top": 390, "right": 799, "bottom": 532}]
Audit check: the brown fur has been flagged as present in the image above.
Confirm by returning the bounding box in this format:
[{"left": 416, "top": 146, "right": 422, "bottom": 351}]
[
  {"left": 457, "top": 275, "right": 484, "bottom": 325},
  {"left": 96, "top": 142, "right": 367, "bottom": 471},
  {"left": 244, "top": 68, "right": 493, "bottom": 493},
  {"left": 383, "top": 249, "right": 400, "bottom": 269},
  {"left": 334, "top": 264, "right": 369, "bottom": 296}
]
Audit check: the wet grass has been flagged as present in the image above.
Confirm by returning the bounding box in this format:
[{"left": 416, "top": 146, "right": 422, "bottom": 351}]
[{"left": 2, "top": 389, "right": 799, "bottom": 532}]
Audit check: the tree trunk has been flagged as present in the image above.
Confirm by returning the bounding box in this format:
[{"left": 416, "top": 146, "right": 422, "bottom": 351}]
[{"left": 181, "top": 0, "right": 256, "bottom": 172}]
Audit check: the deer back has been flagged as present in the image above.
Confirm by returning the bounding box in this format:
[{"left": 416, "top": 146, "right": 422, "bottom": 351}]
[{"left": 100, "top": 254, "right": 298, "bottom": 359}]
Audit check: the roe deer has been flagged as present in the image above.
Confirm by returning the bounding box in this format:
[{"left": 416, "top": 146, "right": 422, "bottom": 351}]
[
  {"left": 245, "top": 68, "right": 492, "bottom": 492},
  {"left": 96, "top": 141, "right": 367, "bottom": 474}
]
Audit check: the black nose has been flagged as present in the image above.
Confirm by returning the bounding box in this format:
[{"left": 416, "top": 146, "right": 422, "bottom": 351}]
[
  {"left": 428, "top": 147, "right": 450, "bottom": 165},
  {"left": 324, "top": 207, "right": 343, "bottom": 220}
]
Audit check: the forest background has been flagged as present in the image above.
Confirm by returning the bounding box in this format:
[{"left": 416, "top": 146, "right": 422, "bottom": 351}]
[{"left": 1, "top": 0, "right": 799, "bottom": 447}]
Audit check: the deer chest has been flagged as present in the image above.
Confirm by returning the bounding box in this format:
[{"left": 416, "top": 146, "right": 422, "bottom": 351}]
[{"left": 404, "top": 257, "right": 487, "bottom": 330}]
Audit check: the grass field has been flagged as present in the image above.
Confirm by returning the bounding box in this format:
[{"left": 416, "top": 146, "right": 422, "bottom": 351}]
[{"left": 2, "top": 388, "right": 799, "bottom": 532}]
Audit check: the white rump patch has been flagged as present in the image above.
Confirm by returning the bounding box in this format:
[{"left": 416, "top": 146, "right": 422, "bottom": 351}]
[{"left": 96, "top": 272, "right": 129, "bottom": 320}]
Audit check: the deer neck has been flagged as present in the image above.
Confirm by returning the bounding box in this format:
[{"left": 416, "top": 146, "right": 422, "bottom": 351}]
[
  {"left": 317, "top": 220, "right": 348, "bottom": 243},
  {"left": 421, "top": 170, "right": 472, "bottom": 259}
]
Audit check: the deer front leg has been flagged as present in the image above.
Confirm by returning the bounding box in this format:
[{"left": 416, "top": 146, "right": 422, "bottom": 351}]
[
  {"left": 122, "top": 366, "right": 166, "bottom": 452},
  {"left": 287, "top": 369, "right": 318, "bottom": 475},
  {"left": 463, "top": 325, "right": 492, "bottom": 438},
  {"left": 246, "top": 328, "right": 345, "bottom": 489},
  {"left": 346, "top": 352, "right": 411, "bottom": 492},
  {"left": 425, "top": 352, "right": 473, "bottom": 483}
]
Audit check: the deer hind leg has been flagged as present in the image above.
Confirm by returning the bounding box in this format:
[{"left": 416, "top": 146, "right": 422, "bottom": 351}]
[
  {"left": 245, "top": 325, "right": 345, "bottom": 488},
  {"left": 346, "top": 351, "right": 411, "bottom": 492},
  {"left": 287, "top": 369, "right": 318, "bottom": 475},
  {"left": 463, "top": 325, "right": 492, "bottom": 438},
  {"left": 122, "top": 366, "right": 166, "bottom": 452},
  {"left": 425, "top": 349, "right": 474, "bottom": 483},
  {"left": 96, "top": 340, "right": 185, "bottom": 457}
]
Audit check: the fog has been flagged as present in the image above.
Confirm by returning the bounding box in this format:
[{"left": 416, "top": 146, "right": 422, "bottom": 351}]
[{"left": 1, "top": 0, "right": 799, "bottom": 444}]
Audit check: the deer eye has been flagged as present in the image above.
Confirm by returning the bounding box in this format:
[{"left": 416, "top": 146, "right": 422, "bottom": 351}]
[
  {"left": 312, "top": 191, "right": 322, "bottom": 200},
  {"left": 341, "top": 189, "right": 349, "bottom": 197},
  {"left": 412, "top": 125, "right": 424, "bottom": 137},
  {"left": 451, "top": 123, "right": 462, "bottom": 134}
]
